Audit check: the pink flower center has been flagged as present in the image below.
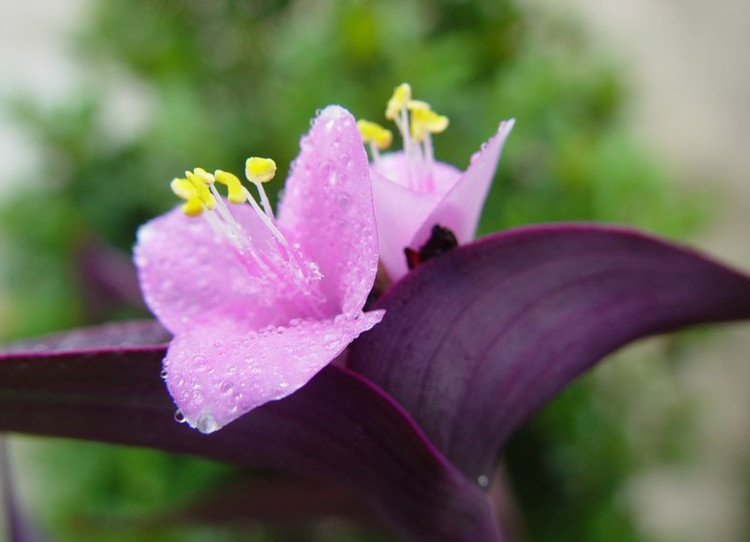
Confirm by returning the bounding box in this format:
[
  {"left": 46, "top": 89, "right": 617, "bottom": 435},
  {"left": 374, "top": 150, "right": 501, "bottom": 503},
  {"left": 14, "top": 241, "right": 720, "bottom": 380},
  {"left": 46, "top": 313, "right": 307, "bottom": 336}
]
[
  {"left": 358, "top": 83, "right": 450, "bottom": 193},
  {"left": 171, "top": 160, "right": 324, "bottom": 311}
]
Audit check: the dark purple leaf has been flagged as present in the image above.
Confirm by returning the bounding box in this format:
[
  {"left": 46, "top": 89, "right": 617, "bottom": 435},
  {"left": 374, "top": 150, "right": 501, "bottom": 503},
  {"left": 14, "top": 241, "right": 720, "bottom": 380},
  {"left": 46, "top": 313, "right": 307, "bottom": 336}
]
[
  {"left": 153, "top": 476, "right": 386, "bottom": 531},
  {"left": 0, "top": 320, "right": 170, "bottom": 354},
  {"left": 0, "top": 323, "right": 501, "bottom": 542},
  {"left": 349, "top": 224, "right": 750, "bottom": 482}
]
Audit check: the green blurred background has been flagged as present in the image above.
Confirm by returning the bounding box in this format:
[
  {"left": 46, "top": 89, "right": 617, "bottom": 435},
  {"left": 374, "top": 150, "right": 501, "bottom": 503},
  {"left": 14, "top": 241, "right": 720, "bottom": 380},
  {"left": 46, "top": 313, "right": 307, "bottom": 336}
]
[{"left": 0, "top": 0, "right": 742, "bottom": 541}]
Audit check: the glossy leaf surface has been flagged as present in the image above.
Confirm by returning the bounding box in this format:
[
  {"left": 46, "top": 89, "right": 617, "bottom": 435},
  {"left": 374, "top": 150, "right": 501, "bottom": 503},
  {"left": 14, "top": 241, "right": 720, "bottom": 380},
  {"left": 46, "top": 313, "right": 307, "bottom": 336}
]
[
  {"left": 0, "top": 323, "right": 500, "bottom": 542},
  {"left": 350, "top": 224, "right": 750, "bottom": 480}
]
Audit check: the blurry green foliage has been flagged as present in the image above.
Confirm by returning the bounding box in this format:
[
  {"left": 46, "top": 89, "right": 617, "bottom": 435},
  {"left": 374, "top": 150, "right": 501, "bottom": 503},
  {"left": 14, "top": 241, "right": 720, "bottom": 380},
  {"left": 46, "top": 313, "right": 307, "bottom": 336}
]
[{"left": 2, "top": 0, "right": 707, "bottom": 541}]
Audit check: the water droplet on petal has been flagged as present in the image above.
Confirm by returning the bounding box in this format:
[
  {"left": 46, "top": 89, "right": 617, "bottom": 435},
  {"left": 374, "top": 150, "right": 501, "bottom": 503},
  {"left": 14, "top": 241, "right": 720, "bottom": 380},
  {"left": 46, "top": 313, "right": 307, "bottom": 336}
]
[
  {"left": 196, "top": 413, "right": 219, "bottom": 434},
  {"left": 174, "top": 409, "right": 186, "bottom": 423},
  {"left": 337, "top": 193, "right": 351, "bottom": 208},
  {"left": 477, "top": 475, "right": 490, "bottom": 488},
  {"left": 220, "top": 381, "right": 234, "bottom": 395}
]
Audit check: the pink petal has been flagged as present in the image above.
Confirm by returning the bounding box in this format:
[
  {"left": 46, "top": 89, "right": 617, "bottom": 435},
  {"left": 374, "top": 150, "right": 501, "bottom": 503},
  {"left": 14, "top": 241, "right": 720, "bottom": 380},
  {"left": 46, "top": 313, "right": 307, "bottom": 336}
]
[
  {"left": 165, "top": 310, "right": 384, "bottom": 432},
  {"left": 277, "top": 105, "right": 380, "bottom": 317},
  {"left": 370, "top": 154, "right": 461, "bottom": 280},
  {"left": 409, "top": 119, "right": 515, "bottom": 258},
  {"left": 134, "top": 204, "right": 301, "bottom": 334}
]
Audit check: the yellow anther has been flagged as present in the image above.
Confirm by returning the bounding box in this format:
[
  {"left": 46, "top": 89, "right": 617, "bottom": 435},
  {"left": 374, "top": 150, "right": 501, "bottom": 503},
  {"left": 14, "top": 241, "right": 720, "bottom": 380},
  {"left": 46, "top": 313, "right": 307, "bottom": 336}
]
[
  {"left": 357, "top": 119, "right": 393, "bottom": 150},
  {"left": 245, "top": 157, "right": 277, "bottom": 184},
  {"left": 171, "top": 177, "right": 214, "bottom": 217},
  {"left": 185, "top": 171, "right": 217, "bottom": 210},
  {"left": 385, "top": 83, "right": 412, "bottom": 120},
  {"left": 180, "top": 196, "right": 205, "bottom": 217},
  {"left": 214, "top": 170, "right": 247, "bottom": 204},
  {"left": 191, "top": 167, "right": 215, "bottom": 184},
  {"left": 406, "top": 99, "right": 432, "bottom": 112},
  {"left": 171, "top": 177, "right": 195, "bottom": 201},
  {"left": 410, "top": 108, "right": 450, "bottom": 142}
]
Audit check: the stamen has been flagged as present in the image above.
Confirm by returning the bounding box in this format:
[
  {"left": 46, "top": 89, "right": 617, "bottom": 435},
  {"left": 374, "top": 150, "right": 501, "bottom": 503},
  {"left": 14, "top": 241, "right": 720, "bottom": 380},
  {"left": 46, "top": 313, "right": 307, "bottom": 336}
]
[
  {"left": 245, "top": 157, "right": 277, "bottom": 218},
  {"left": 357, "top": 119, "right": 392, "bottom": 161},
  {"left": 214, "top": 170, "right": 247, "bottom": 204},
  {"left": 385, "top": 83, "right": 411, "bottom": 121},
  {"left": 410, "top": 107, "right": 449, "bottom": 142},
  {"left": 240, "top": 185, "right": 288, "bottom": 248},
  {"left": 370, "top": 83, "right": 452, "bottom": 193},
  {"left": 171, "top": 174, "right": 216, "bottom": 217},
  {"left": 406, "top": 99, "right": 431, "bottom": 113},
  {"left": 171, "top": 178, "right": 202, "bottom": 217},
  {"left": 169, "top": 158, "right": 323, "bottom": 309}
]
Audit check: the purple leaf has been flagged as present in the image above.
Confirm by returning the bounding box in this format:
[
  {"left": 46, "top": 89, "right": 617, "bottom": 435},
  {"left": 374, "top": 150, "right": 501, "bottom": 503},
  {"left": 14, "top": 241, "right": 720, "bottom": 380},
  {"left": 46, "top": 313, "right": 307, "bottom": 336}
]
[
  {"left": 349, "top": 224, "right": 750, "bottom": 482},
  {"left": 0, "top": 323, "right": 501, "bottom": 542},
  {"left": 152, "top": 476, "right": 385, "bottom": 531},
  {"left": 0, "top": 320, "right": 170, "bottom": 353}
]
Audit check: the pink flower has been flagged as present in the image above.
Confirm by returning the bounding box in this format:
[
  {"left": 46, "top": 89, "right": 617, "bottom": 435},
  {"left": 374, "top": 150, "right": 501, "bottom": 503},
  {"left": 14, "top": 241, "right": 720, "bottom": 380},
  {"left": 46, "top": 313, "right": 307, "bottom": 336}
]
[
  {"left": 134, "top": 106, "right": 384, "bottom": 433},
  {"left": 359, "top": 84, "right": 514, "bottom": 280}
]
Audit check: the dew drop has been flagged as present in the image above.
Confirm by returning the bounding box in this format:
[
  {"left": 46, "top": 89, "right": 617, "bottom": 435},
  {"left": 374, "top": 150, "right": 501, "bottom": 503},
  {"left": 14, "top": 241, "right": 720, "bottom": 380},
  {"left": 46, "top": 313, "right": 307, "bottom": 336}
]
[
  {"left": 319, "top": 160, "right": 334, "bottom": 180},
  {"left": 196, "top": 413, "right": 219, "bottom": 434},
  {"left": 174, "top": 409, "right": 186, "bottom": 423},
  {"left": 159, "top": 369, "right": 168, "bottom": 379},
  {"left": 477, "top": 474, "right": 490, "bottom": 488},
  {"left": 336, "top": 192, "right": 351, "bottom": 208},
  {"left": 192, "top": 355, "right": 209, "bottom": 370},
  {"left": 220, "top": 381, "right": 234, "bottom": 395}
]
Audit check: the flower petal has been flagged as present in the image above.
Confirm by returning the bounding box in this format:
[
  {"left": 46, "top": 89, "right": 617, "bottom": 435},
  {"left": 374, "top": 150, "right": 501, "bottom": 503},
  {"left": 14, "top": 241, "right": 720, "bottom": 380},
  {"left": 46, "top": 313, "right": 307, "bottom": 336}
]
[
  {"left": 165, "top": 310, "right": 384, "bottom": 432},
  {"left": 409, "top": 119, "right": 514, "bottom": 252},
  {"left": 135, "top": 204, "right": 293, "bottom": 334},
  {"left": 277, "top": 106, "right": 379, "bottom": 317},
  {"left": 370, "top": 154, "right": 461, "bottom": 280}
]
